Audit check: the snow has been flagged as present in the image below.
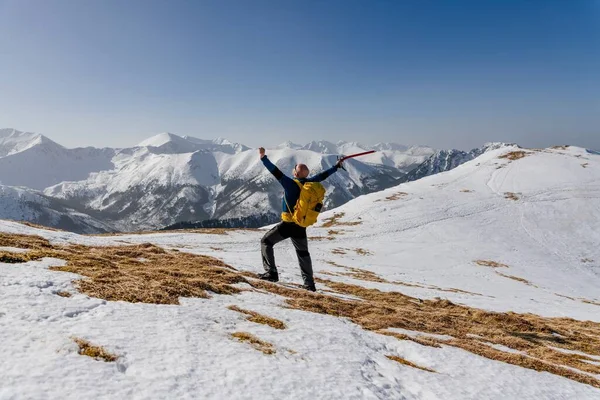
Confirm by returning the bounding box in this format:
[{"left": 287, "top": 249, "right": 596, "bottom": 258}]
[
  {"left": 1, "top": 129, "right": 435, "bottom": 232},
  {"left": 0, "top": 129, "right": 116, "bottom": 191},
  {"left": 1, "top": 144, "right": 600, "bottom": 398}
]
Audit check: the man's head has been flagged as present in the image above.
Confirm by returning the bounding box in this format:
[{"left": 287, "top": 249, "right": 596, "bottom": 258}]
[{"left": 293, "top": 163, "right": 310, "bottom": 179}]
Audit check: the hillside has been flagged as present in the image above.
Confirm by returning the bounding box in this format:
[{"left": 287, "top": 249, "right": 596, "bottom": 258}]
[{"left": 0, "top": 145, "right": 599, "bottom": 399}]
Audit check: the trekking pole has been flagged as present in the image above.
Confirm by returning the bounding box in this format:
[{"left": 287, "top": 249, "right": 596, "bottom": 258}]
[{"left": 337, "top": 150, "right": 376, "bottom": 170}]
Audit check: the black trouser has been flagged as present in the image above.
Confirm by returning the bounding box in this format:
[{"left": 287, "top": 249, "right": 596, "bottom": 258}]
[{"left": 261, "top": 222, "right": 314, "bottom": 285}]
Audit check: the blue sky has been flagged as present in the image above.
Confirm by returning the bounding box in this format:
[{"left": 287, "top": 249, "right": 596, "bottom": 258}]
[{"left": 0, "top": 0, "right": 598, "bottom": 150}]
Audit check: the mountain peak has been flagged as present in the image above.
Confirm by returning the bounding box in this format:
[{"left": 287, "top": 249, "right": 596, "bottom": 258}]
[
  {"left": 136, "top": 132, "right": 188, "bottom": 148},
  {"left": 0, "top": 129, "right": 63, "bottom": 158},
  {"left": 276, "top": 140, "right": 302, "bottom": 149}
]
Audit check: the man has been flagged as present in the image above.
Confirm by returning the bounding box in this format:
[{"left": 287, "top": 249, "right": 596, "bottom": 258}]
[{"left": 258, "top": 146, "right": 343, "bottom": 291}]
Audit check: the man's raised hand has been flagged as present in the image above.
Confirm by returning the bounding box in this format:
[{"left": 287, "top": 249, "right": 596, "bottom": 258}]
[{"left": 259, "top": 147, "right": 266, "bottom": 159}]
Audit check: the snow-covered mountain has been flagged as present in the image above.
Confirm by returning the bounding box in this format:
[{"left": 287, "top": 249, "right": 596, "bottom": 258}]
[
  {"left": 279, "top": 139, "right": 435, "bottom": 172},
  {"left": 0, "top": 129, "right": 115, "bottom": 190},
  {"left": 137, "top": 132, "right": 249, "bottom": 154},
  {"left": 404, "top": 142, "right": 511, "bottom": 182},
  {"left": 1, "top": 144, "right": 599, "bottom": 398},
  {"left": 0, "top": 129, "right": 429, "bottom": 232},
  {"left": 44, "top": 145, "right": 402, "bottom": 232},
  {"left": 0, "top": 185, "right": 112, "bottom": 233}
]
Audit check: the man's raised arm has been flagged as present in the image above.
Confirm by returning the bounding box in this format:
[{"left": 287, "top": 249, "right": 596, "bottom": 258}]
[{"left": 259, "top": 147, "right": 295, "bottom": 188}]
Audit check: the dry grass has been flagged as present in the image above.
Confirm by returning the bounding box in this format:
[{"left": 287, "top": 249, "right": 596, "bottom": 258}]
[
  {"left": 327, "top": 230, "right": 343, "bottom": 236},
  {"left": 4, "top": 231, "right": 599, "bottom": 387},
  {"left": 499, "top": 151, "right": 530, "bottom": 161},
  {"left": 228, "top": 305, "right": 287, "bottom": 330},
  {"left": 279, "top": 279, "right": 600, "bottom": 388},
  {"left": 73, "top": 337, "right": 118, "bottom": 362},
  {"left": 230, "top": 332, "right": 276, "bottom": 355},
  {"left": 308, "top": 236, "right": 335, "bottom": 241},
  {"left": 0, "top": 251, "right": 36, "bottom": 263},
  {"left": 582, "top": 163, "right": 589, "bottom": 168},
  {"left": 555, "top": 293, "right": 576, "bottom": 301},
  {"left": 49, "top": 244, "right": 244, "bottom": 304},
  {"left": 386, "top": 355, "right": 436, "bottom": 372},
  {"left": 475, "top": 260, "right": 509, "bottom": 269},
  {"left": 551, "top": 145, "right": 570, "bottom": 150},
  {"left": 354, "top": 248, "right": 372, "bottom": 256},
  {"left": 582, "top": 299, "right": 600, "bottom": 307},
  {"left": 504, "top": 192, "right": 520, "bottom": 201},
  {"left": 209, "top": 247, "right": 224, "bottom": 251},
  {"left": 321, "top": 213, "right": 362, "bottom": 228},
  {"left": 496, "top": 272, "right": 536, "bottom": 287},
  {"left": 581, "top": 258, "right": 594, "bottom": 263},
  {"left": 332, "top": 248, "right": 347, "bottom": 255},
  {"left": 460, "top": 189, "right": 474, "bottom": 193},
  {"left": 56, "top": 291, "right": 72, "bottom": 298},
  {"left": 328, "top": 263, "right": 484, "bottom": 297},
  {"left": 379, "top": 330, "right": 442, "bottom": 348},
  {"left": 339, "top": 267, "right": 388, "bottom": 283},
  {"left": 384, "top": 192, "right": 408, "bottom": 201},
  {"left": 0, "top": 232, "right": 245, "bottom": 305},
  {"left": 325, "top": 260, "right": 346, "bottom": 268}
]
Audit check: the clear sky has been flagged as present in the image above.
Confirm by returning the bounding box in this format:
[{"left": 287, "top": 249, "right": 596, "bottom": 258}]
[{"left": 0, "top": 0, "right": 598, "bottom": 150}]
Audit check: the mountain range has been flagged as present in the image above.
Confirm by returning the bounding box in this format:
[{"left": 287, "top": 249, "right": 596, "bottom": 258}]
[{"left": 0, "top": 128, "right": 443, "bottom": 232}]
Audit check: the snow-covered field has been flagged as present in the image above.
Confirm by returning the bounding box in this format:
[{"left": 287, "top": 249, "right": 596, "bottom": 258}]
[{"left": 1, "top": 145, "right": 599, "bottom": 399}]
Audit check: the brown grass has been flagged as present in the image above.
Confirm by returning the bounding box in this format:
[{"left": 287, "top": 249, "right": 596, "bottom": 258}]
[
  {"left": 499, "top": 151, "right": 530, "bottom": 161},
  {"left": 475, "top": 260, "right": 509, "bottom": 268},
  {"left": 308, "top": 236, "right": 335, "bottom": 241},
  {"left": 460, "top": 189, "right": 474, "bottom": 193},
  {"left": 0, "top": 232, "right": 245, "bottom": 305},
  {"left": 504, "top": 192, "right": 520, "bottom": 201},
  {"left": 328, "top": 263, "right": 484, "bottom": 297},
  {"left": 332, "top": 248, "right": 347, "bottom": 255},
  {"left": 73, "top": 338, "right": 117, "bottom": 362},
  {"left": 551, "top": 145, "right": 570, "bottom": 150},
  {"left": 56, "top": 291, "right": 72, "bottom": 298},
  {"left": 325, "top": 260, "right": 346, "bottom": 268},
  {"left": 321, "top": 213, "right": 362, "bottom": 227},
  {"left": 384, "top": 192, "right": 408, "bottom": 201},
  {"left": 228, "top": 305, "right": 287, "bottom": 330},
  {"left": 339, "top": 267, "right": 388, "bottom": 283},
  {"left": 386, "top": 355, "right": 436, "bottom": 372},
  {"left": 354, "top": 248, "right": 372, "bottom": 256},
  {"left": 496, "top": 272, "right": 536, "bottom": 287},
  {"left": 230, "top": 332, "right": 276, "bottom": 355},
  {"left": 328, "top": 230, "right": 343, "bottom": 236},
  {"left": 555, "top": 293, "right": 576, "bottom": 301},
  {"left": 4, "top": 231, "right": 600, "bottom": 387},
  {"left": 0, "top": 251, "right": 35, "bottom": 263},
  {"left": 379, "top": 330, "right": 442, "bottom": 348},
  {"left": 279, "top": 279, "right": 600, "bottom": 388},
  {"left": 582, "top": 299, "right": 600, "bottom": 307}
]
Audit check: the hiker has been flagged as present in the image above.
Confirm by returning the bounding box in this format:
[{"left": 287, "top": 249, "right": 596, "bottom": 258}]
[{"left": 257, "top": 146, "right": 343, "bottom": 291}]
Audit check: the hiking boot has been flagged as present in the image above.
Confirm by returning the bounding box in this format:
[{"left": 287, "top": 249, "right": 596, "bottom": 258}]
[
  {"left": 257, "top": 270, "right": 279, "bottom": 282},
  {"left": 301, "top": 282, "right": 316, "bottom": 292}
]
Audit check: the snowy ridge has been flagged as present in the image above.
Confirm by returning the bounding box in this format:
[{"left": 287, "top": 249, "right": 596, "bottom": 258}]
[
  {"left": 0, "top": 129, "right": 434, "bottom": 232},
  {"left": 37, "top": 135, "right": 419, "bottom": 231},
  {"left": 0, "top": 129, "right": 116, "bottom": 190},
  {"left": 0, "top": 185, "right": 112, "bottom": 233},
  {"left": 404, "top": 142, "right": 513, "bottom": 182},
  {"left": 0, "top": 144, "right": 599, "bottom": 398}
]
